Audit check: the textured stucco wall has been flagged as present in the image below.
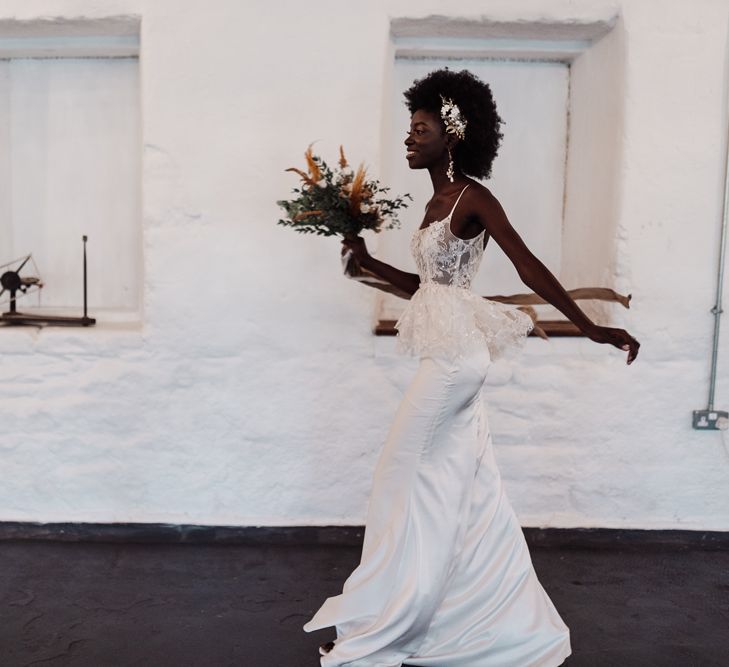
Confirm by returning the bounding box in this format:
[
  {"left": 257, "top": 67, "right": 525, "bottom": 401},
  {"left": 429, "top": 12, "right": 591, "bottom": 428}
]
[{"left": 0, "top": 0, "right": 728, "bottom": 530}]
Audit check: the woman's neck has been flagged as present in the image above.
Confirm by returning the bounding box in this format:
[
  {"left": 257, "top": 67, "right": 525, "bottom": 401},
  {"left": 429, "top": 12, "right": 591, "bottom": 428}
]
[{"left": 427, "top": 165, "right": 467, "bottom": 195}]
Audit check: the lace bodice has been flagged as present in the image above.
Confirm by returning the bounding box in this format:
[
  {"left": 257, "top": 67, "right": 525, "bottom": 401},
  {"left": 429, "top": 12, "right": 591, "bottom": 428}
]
[
  {"left": 411, "top": 192, "right": 485, "bottom": 290},
  {"left": 396, "top": 185, "right": 534, "bottom": 361}
]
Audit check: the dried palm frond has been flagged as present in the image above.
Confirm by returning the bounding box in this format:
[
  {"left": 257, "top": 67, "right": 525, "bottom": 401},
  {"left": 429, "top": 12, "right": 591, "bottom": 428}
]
[
  {"left": 304, "top": 144, "right": 321, "bottom": 182},
  {"left": 486, "top": 287, "right": 631, "bottom": 309},
  {"left": 516, "top": 305, "right": 548, "bottom": 339},
  {"left": 349, "top": 163, "right": 367, "bottom": 214},
  {"left": 293, "top": 210, "right": 323, "bottom": 221},
  {"left": 341, "top": 251, "right": 412, "bottom": 299},
  {"left": 279, "top": 144, "right": 410, "bottom": 238},
  {"left": 530, "top": 324, "right": 549, "bottom": 340},
  {"left": 285, "top": 167, "right": 318, "bottom": 186}
]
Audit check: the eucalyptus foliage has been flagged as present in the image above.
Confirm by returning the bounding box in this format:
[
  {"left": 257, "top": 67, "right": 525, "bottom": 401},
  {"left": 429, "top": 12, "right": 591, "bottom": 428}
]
[{"left": 277, "top": 146, "right": 411, "bottom": 239}]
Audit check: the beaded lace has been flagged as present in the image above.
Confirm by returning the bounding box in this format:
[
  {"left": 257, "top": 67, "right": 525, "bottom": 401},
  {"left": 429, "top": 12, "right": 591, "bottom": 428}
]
[{"left": 395, "top": 185, "right": 534, "bottom": 361}]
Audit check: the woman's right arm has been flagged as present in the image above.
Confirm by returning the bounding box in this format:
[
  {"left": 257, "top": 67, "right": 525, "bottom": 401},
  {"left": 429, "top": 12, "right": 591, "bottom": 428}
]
[{"left": 341, "top": 237, "right": 420, "bottom": 297}]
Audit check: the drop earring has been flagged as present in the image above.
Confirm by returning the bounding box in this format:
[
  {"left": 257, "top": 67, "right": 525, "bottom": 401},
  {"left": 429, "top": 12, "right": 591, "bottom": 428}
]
[{"left": 446, "top": 146, "right": 455, "bottom": 183}]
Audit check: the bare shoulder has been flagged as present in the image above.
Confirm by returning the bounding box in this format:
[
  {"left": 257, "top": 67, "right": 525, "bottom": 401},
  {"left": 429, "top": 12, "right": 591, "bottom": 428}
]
[{"left": 460, "top": 180, "right": 502, "bottom": 220}]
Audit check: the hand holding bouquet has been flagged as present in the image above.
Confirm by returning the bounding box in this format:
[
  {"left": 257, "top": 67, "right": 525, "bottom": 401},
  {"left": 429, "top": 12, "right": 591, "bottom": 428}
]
[{"left": 277, "top": 145, "right": 411, "bottom": 240}]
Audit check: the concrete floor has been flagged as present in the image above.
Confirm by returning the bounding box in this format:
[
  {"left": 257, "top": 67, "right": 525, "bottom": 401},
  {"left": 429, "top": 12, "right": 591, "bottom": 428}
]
[{"left": 0, "top": 540, "right": 727, "bottom": 666}]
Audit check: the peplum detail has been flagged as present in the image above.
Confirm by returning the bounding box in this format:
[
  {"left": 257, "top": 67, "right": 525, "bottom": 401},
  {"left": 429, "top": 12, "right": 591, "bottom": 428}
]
[
  {"left": 396, "top": 282, "right": 533, "bottom": 362},
  {"left": 395, "top": 185, "right": 534, "bottom": 362}
]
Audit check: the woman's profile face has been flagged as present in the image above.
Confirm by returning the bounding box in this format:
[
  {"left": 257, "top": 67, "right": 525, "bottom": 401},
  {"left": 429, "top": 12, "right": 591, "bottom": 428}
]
[{"left": 405, "top": 109, "right": 447, "bottom": 170}]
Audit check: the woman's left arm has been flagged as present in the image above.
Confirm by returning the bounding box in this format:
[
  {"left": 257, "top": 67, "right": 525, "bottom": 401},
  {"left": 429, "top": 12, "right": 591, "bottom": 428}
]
[{"left": 475, "top": 188, "right": 640, "bottom": 364}]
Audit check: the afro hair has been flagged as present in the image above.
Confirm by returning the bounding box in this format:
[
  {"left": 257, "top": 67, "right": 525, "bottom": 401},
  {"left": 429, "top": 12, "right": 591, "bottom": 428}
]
[{"left": 403, "top": 68, "right": 504, "bottom": 180}]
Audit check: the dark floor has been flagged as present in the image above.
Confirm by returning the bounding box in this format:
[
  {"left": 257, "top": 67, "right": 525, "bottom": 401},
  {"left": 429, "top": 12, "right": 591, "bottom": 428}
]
[{"left": 0, "top": 540, "right": 727, "bottom": 666}]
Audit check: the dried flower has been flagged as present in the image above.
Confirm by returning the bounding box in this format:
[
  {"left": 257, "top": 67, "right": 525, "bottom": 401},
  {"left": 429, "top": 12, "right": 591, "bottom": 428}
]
[
  {"left": 277, "top": 144, "right": 412, "bottom": 238},
  {"left": 304, "top": 144, "right": 321, "bottom": 182}
]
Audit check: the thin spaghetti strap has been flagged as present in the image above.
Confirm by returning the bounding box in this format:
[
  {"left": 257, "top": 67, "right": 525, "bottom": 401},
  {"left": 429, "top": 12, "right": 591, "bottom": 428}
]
[
  {"left": 446, "top": 184, "right": 470, "bottom": 219},
  {"left": 420, "top": 184, "right": 470, "bottom": 232}
]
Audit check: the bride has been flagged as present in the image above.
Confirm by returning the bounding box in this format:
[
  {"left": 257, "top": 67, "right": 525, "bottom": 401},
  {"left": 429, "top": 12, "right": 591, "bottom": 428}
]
[{"left": 303, "top": 68, "right": 640, "bottom": 667}]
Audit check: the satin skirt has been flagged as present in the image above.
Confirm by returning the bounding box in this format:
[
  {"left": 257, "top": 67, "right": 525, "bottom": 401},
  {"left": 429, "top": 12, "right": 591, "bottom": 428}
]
[{"left": 303, "top": 349, "right": 571, "bottom": 667}]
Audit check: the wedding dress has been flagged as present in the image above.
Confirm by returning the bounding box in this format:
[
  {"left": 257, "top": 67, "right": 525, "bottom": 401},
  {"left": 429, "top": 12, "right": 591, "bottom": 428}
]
[{"left": 304, "top": 185, "right": 571, "bottom": 667}]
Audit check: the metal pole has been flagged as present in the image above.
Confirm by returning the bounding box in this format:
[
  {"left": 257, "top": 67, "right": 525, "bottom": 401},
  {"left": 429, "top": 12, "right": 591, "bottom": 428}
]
[
  {"left": 82, "top": 235, "right": 88, "bottom": 320},
  {"left": 708, "top": 97, "right": 729, "bottom": 410}
]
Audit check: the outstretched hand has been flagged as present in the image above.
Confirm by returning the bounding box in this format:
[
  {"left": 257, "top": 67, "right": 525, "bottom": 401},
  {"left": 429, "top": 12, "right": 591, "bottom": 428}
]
[{"left": 587, "top": 325, "right": 640, "bottom": 365}]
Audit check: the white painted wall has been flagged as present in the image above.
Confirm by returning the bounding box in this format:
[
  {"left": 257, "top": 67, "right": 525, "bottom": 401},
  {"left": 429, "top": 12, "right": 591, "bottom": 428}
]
[
  {"left": 0, "top": 0, "right": 728, "bottom": 531},
  {"left": 561, "top": 16, "right": 626, "bottom": 324}
]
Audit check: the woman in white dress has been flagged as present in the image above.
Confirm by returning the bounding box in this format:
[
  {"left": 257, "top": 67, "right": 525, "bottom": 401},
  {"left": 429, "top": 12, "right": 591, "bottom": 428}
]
[{"left": 303, "top": 68, "right": 640, "bottom": 667}]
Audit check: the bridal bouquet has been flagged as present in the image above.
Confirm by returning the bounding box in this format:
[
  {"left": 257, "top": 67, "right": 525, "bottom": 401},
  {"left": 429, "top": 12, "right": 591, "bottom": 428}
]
[{"left": 277, "top": 145, "right": 411, "bottom": 239}]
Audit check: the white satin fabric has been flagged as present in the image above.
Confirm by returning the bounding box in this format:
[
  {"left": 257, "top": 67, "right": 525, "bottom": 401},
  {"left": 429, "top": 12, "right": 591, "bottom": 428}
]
[
  {"left": 303, "top": 348, "right": 571, "bottom": 666},
  {"left": 303, "top": 186, "right": 570, "bottom": 665}
]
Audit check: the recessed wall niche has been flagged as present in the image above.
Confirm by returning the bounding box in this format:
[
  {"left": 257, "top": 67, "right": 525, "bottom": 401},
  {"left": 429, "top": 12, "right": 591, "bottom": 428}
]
[
  {"left": 376, "top": 13, "right": 624, "bottom": 326},
  {"left": 0, "top": 17, "right": 141, "bottom": 321}
]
